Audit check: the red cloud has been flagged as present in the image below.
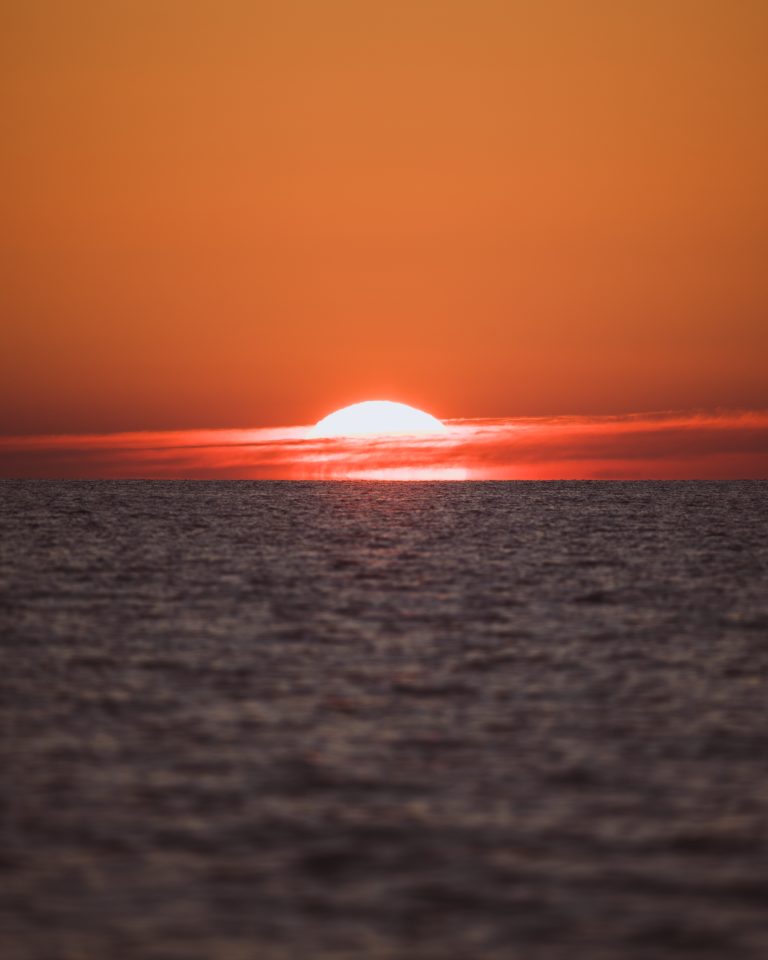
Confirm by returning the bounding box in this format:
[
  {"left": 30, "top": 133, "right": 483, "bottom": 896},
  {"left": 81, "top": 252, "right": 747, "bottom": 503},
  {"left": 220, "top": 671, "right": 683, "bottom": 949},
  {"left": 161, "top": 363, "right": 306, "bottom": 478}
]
[{"left": 1, "top": 411, "right": 767, "bottom": 479}]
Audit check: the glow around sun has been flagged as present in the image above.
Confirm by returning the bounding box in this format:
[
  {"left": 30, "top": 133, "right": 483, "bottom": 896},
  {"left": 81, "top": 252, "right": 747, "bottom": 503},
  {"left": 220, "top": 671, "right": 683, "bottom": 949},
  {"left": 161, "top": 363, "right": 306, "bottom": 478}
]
[{"left": 311, "top": 401, "right": 447, "bottom": 438}]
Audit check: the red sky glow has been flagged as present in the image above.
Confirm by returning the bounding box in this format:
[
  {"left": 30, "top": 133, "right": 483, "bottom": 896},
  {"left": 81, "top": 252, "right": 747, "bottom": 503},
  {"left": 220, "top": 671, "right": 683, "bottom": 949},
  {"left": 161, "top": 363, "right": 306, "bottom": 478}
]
[{"left": 2, "top": 411, "right": 766, "bottom": 481}]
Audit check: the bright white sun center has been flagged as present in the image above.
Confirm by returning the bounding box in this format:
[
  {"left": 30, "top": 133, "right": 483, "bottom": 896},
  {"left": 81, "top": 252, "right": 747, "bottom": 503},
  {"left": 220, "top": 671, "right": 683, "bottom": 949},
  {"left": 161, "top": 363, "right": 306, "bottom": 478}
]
[{"left": 311, "top": 400, "right": 447, "bottom": 438}]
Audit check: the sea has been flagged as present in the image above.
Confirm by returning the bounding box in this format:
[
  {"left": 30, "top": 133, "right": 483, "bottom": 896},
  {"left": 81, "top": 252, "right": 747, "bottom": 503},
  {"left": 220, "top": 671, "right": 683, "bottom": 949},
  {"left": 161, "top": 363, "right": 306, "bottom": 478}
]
[{"left": 1, "top": 480, "right": 767, "bottom": 959}]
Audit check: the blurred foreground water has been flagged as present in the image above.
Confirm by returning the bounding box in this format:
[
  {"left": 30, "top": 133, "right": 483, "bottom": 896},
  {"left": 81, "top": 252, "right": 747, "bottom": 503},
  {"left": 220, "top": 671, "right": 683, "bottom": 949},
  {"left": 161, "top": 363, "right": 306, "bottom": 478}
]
[{"left": 1, "top": 480, "right": 768, "bottom": 959}]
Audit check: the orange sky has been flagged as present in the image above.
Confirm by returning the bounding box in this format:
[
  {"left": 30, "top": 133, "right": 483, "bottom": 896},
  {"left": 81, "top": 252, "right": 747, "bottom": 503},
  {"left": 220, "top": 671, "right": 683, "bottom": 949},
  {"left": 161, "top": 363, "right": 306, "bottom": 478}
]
[{"left": 2, "top": 1, "right": 767, "bottom": 435}]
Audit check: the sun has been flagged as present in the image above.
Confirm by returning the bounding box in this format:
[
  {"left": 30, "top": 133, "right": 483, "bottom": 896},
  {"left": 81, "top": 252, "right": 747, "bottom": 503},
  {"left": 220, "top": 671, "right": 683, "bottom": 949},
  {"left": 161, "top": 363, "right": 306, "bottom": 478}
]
[{"left": 311, "top": 400, "right": 447, "bottom": 438}]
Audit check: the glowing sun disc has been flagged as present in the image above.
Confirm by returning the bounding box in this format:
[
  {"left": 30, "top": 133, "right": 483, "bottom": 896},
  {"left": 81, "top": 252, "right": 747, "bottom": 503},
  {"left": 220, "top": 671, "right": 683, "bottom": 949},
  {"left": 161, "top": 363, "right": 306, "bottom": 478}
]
[{"left": 311, "top": 400, "right": 447, "bottom": 438}]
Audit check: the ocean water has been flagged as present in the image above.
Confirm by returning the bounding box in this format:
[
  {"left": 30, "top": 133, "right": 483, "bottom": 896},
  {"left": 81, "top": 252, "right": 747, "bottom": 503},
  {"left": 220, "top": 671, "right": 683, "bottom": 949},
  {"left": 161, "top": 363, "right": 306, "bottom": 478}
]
[{"left": 1, "top": 479, "right": 767, "bottom": 959}]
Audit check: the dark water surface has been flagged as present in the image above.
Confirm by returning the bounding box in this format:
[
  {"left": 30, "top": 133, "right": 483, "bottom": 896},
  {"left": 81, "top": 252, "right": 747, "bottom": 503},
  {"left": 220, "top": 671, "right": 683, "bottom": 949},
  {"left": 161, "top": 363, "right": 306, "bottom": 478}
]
[{"left": 2, "top": 480, "right": 768, "bottom": 959}]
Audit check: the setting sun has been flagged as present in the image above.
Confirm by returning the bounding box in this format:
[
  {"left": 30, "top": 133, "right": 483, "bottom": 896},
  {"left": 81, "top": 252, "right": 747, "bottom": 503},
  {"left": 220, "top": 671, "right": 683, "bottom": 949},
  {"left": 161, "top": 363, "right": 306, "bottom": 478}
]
[{"left": 311, "top": 401, "right": 448, "bottom": 438}]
